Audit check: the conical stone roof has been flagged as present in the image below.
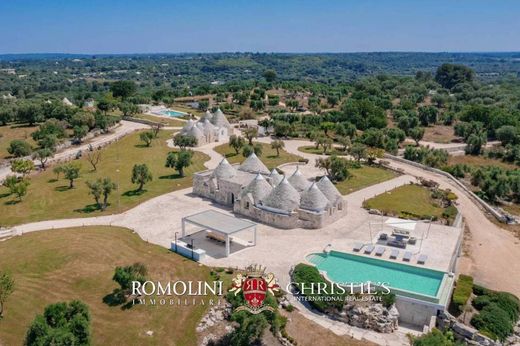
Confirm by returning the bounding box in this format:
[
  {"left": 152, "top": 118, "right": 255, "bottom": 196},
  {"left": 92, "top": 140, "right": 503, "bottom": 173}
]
[
  {"left": 198, "top": 119, "right": 215, "bottom": 135},
  {"left": 202, "top": 110, "right": 213, "bottom": 121},
  {"left": 288, "top": 166, "right": 311, "bottom": 192},
  {"left": 263, "top": 177, "right": 300, "bottom": 212},
  {"left": 300, "top": 183, "right": 331, "bottom": 212},
  {"left": 240, "top": 173, "right": 273, "bottom": 205},
  {"left": 213, "top": 158, "right": 236, "bottom": 179},
  {"left": 181, "top": 119, "right": 195, "bottom": 134},
  {"left": 186, "top": 125, "right": 204, "bottom": 139},
  {"left": 316, "top": 176, "right": 342, "bottom": 204},
  {"left": 269, "top": 168, "right": 283, "bottom": 187},
  {"left": 238, "top": 153, "right": 270, "bottom": 175},
  {"left": 211, "top": 108, "right": 231, "bottom": 128}
]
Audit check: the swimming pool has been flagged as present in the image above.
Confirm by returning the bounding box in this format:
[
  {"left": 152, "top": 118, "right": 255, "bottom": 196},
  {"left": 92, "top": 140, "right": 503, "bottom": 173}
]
[
  {"left": 307, "top": 251, "right": 446, "bottom": 301},
  {"left": 160, "top": 109, "right": 186, "bottom": 117}
]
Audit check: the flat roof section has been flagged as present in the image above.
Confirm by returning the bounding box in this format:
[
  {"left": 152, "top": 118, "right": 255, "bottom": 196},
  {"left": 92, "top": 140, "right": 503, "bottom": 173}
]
[{"left": 183, "top": 210, "right": 257, "bottom": 235}]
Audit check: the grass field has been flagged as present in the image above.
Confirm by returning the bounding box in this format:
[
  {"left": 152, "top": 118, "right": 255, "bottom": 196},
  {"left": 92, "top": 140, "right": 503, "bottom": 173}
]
[
  {"left": 448, "top": 154, "right": 518, "bottom": 171},
  {"left": 134, "top": 113, "right": 187, "bottom": 127},
  {"left": 214, "top": 142, "right": 303, "bottom": 170},
  {"left": 363, "top": 184, "right": 447, "bottom": 219},
  {"left": 298, "top": 145, "right": 347, "bottom": 156},
  {"left": 0, "top": 226, "right": 211, "bottom": 346},
  {"left": 0, "top": 130, "right": 209, "bottom": 226},
  {"left": 0, "top": 124, "right": 38, "bottom": 159},
  {"left": 335, "top": 165, "right": 398, "bottom": 195}
]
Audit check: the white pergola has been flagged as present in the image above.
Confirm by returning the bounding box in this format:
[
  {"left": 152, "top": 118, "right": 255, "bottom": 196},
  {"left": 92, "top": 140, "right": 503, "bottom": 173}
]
[{"left": 181, "top": 210, "right": 257, "bottom": 257}]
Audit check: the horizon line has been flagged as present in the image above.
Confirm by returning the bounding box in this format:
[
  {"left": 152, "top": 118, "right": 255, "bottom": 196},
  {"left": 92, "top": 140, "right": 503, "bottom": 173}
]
[{"left": 1, "top": 50, "right": 520, "bottom": 56}]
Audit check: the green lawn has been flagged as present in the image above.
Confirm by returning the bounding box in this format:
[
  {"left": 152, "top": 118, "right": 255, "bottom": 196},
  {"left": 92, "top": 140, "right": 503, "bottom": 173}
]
[
  {"left": 0, "top": 130, "right": 209, "bottom": 226},
  {"left": 0, "top": 226, "right": 211, "bottom": 346},
  {"left": 214, "top": 142, "right": 304, "bottom": 170},
  {"left": 0, "top": 124, "right": 38, "bottom": 159},
  {"left": 362, "top": 184, "right": 448, "bottom": 219},
  {"left": 134, "top": 113, "right": 187, "bottom": 127},
  {"left": 335, "top": 165, "right": 398, "bottom": 195}
]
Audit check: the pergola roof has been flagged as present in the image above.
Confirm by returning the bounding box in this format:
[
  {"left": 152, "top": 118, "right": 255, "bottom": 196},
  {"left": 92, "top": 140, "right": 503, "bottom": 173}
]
[
  {"left": 183, "top": 210, "right": 257, "bottom": 235},
  {"left": 385, "top": 217, "right": 417, "bottom": 232}
]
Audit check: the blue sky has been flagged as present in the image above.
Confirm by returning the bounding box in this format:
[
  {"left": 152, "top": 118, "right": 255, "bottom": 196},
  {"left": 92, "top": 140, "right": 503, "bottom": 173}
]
[{"left": 0, "top": 0, "right": 518, "bottom": 54}]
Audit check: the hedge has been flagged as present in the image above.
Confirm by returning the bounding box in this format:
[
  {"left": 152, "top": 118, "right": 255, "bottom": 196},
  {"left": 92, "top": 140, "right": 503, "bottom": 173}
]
[
  {"left": 452, "top": 274, "right": 473, "bottom": 312},
  {"left": 471, "top": 303, "right": 514, "bottom": 341}
]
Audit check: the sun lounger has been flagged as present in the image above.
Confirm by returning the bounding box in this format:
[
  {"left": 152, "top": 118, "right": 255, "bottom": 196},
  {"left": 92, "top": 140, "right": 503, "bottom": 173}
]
[
  {"left": 364, "top": 244, "right": 375, "bottom": 254},
  {"left": 375, "top": 247, "right": 385, "bottom": 256},
  {"left": 353, "top": 243, "right": 363, "bottom": 252},
  {"left": 403, "top": 251, "right": 413, "bottom": 262},
  {"left": 417, "top": 254, "right": 428, "bottom": 264},
  {"left": 390, "top": 249, "right": 399, "bottom": 259}
]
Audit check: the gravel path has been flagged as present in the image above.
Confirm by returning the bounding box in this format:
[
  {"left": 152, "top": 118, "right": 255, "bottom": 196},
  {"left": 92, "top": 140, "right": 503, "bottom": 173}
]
[{"left": 0, "top": 120, "right": 148, "bottom": 182}]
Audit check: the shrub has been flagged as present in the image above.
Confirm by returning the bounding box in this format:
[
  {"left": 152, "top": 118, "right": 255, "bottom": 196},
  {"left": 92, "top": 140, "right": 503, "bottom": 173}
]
[
  {"left": 490, "top": 292, "right": 519, "bottom": 322},
  {"left": 472, "top": 295, "right": 492, "bottom": 310},
  {"left": 413, "top": 328, "right": 456, "bottom": 346},
  {"left": 473, "top": 284, "right": 490, "bottom": 296},
  {"left": 291, "top": 263, "right": 345, "bottom": 313},
  {"left": 471, "top": 303, "right": 514, "bottom": 341},
  {"left": 452, "top": 274, "right": 473, "bottom": 312}
]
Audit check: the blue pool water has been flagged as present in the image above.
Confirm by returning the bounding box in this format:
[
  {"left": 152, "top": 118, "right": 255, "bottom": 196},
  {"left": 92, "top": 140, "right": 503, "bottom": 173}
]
[
  {"left": 160, "top": 110, "right": 186, "bottom": 117},
  {"left": 307, "top": 251, "right": 444, "bottom": 298}
]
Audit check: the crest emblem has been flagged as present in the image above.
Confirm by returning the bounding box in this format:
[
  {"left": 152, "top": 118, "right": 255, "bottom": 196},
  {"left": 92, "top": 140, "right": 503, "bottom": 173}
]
[{"left": 229, "top": 264, "right": 279, "bottom": 314}]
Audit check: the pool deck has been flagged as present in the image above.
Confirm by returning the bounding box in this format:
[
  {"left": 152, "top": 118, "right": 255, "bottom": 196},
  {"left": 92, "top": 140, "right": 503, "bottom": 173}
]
[{"left": 199, "top": 175, "right": 463, "bottom": 293}]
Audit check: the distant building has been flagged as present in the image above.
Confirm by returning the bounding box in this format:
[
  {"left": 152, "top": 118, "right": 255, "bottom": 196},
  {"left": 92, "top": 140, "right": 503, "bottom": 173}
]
[
  {"left": 193, "top": 156, "right": 346, "bottom": 229},
  {"left": 62, "top": 97, "right": 74, "bottom": 107},
  {"left": 179, "top": 108, "right": 233, "bottom": 146}
]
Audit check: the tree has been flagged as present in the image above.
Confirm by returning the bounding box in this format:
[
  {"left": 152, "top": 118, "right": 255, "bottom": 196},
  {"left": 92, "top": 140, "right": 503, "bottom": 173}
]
[
  {"left": 165, "top": 150, "right": 193, "bottom": 177},
  {"left": 349, "top": 143, "right": 367, "bottom": 163},
  {"left": 366, "top": 147, "right": 385, "bottom": 164},
  {"left": 229, "top": 135, "right": 245, "bottom": 154},
  {"left": 7, "top": 139, "right": 32, "bottom": 158},
  {"left": 320, "top": 122, "right": 335, "bottom": 136},
  {"left": 243, "top": 127, "right": 258, "bottom": 145},
  {"left": 73, "top": 125, "right": 88, "bottom": 143},
  {"left": 131, "top": 164, "right": 152, "bottom": 191},
  {"left": 496, "top": 125, "right": 520, "bottom": 146},
  {"left": 271, "top": 140, "right": 285, "bottom": 157},
  {"left": 263, "top": 69, "right": 277, "bottom": 82},
  {"left": 16, "top": 103, "right": 43, "bottom": 125},
  {"left": 409, "top": 127, "right": 425, "bottom": 146},
  {"left": 329, "top": 156, "right": 350, "bottom": 182},
  {"left": 336, "top": 136, "right": 351, "bottom": 152},
  {"left": 32, "top": 148, "right": 53, "bottom": 169},
  {"left": 242, "top": 144, "right": 262, "bottom": 158},
  {"left": 322, "top": 137, "right": 333, "bottom": 154},
  {"left": 173, "top": 134, "right": 197, "bottom": 149},
  {"left": 113, "top": 263, "right": 147, "bottom": 296},
  {"left": 53, "top": 166, "right": 63, "bottom": 180},
  {"left": 119, "top": 102, "right": 139, "bottom": 116},
  {"left": 435, "top": 63, "right": 475, "bottom": 89},
  {"left": 86, "top": 150, "right": 101, "bottom": 171},
  {"left": 12, "top": 179, "right": 29, "bottom": 201},
  {"left": 86, "top": 177, "right": 117, "bottom": 210},
  {"left": 25, "top": 300, "right": 91, "bottom": 346},
  {"left": 97, "top": 98, "right": 115, "bottom": 115},
  {"left": 110, "top": 80, "right": 137, "bottom": 100},
  {"left": 151, "top": 123, "right": 163, "bottom": 138},
  {"left": 139, "top": 131, "right": 154, "bottom": 147},
  {"left": 315, "top": 157, "right": 332, "bottom": 176},
  {"left": 61, "top": 162, "right": 81, "bottom": 188},
  {"left": 418, "top": 106, "right": 438, "bottom": 126},
  {"left": 0, "top": 272, "right": 15, "bottom": 318},
  {"left": 466, "top": 132, "right": 487, "bottom": 155},
  {"left": 10, "top": 159, "right": 35, "bottom": 177}
]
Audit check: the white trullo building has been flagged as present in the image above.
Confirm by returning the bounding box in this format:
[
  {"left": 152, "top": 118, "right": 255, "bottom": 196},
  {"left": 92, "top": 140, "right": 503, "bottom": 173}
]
[
  {"left": 193, "top": 154, "right": 347, "bottom": 229},
  {"left": 179, "top": 108, "right": 233, "bottom": 146}
]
